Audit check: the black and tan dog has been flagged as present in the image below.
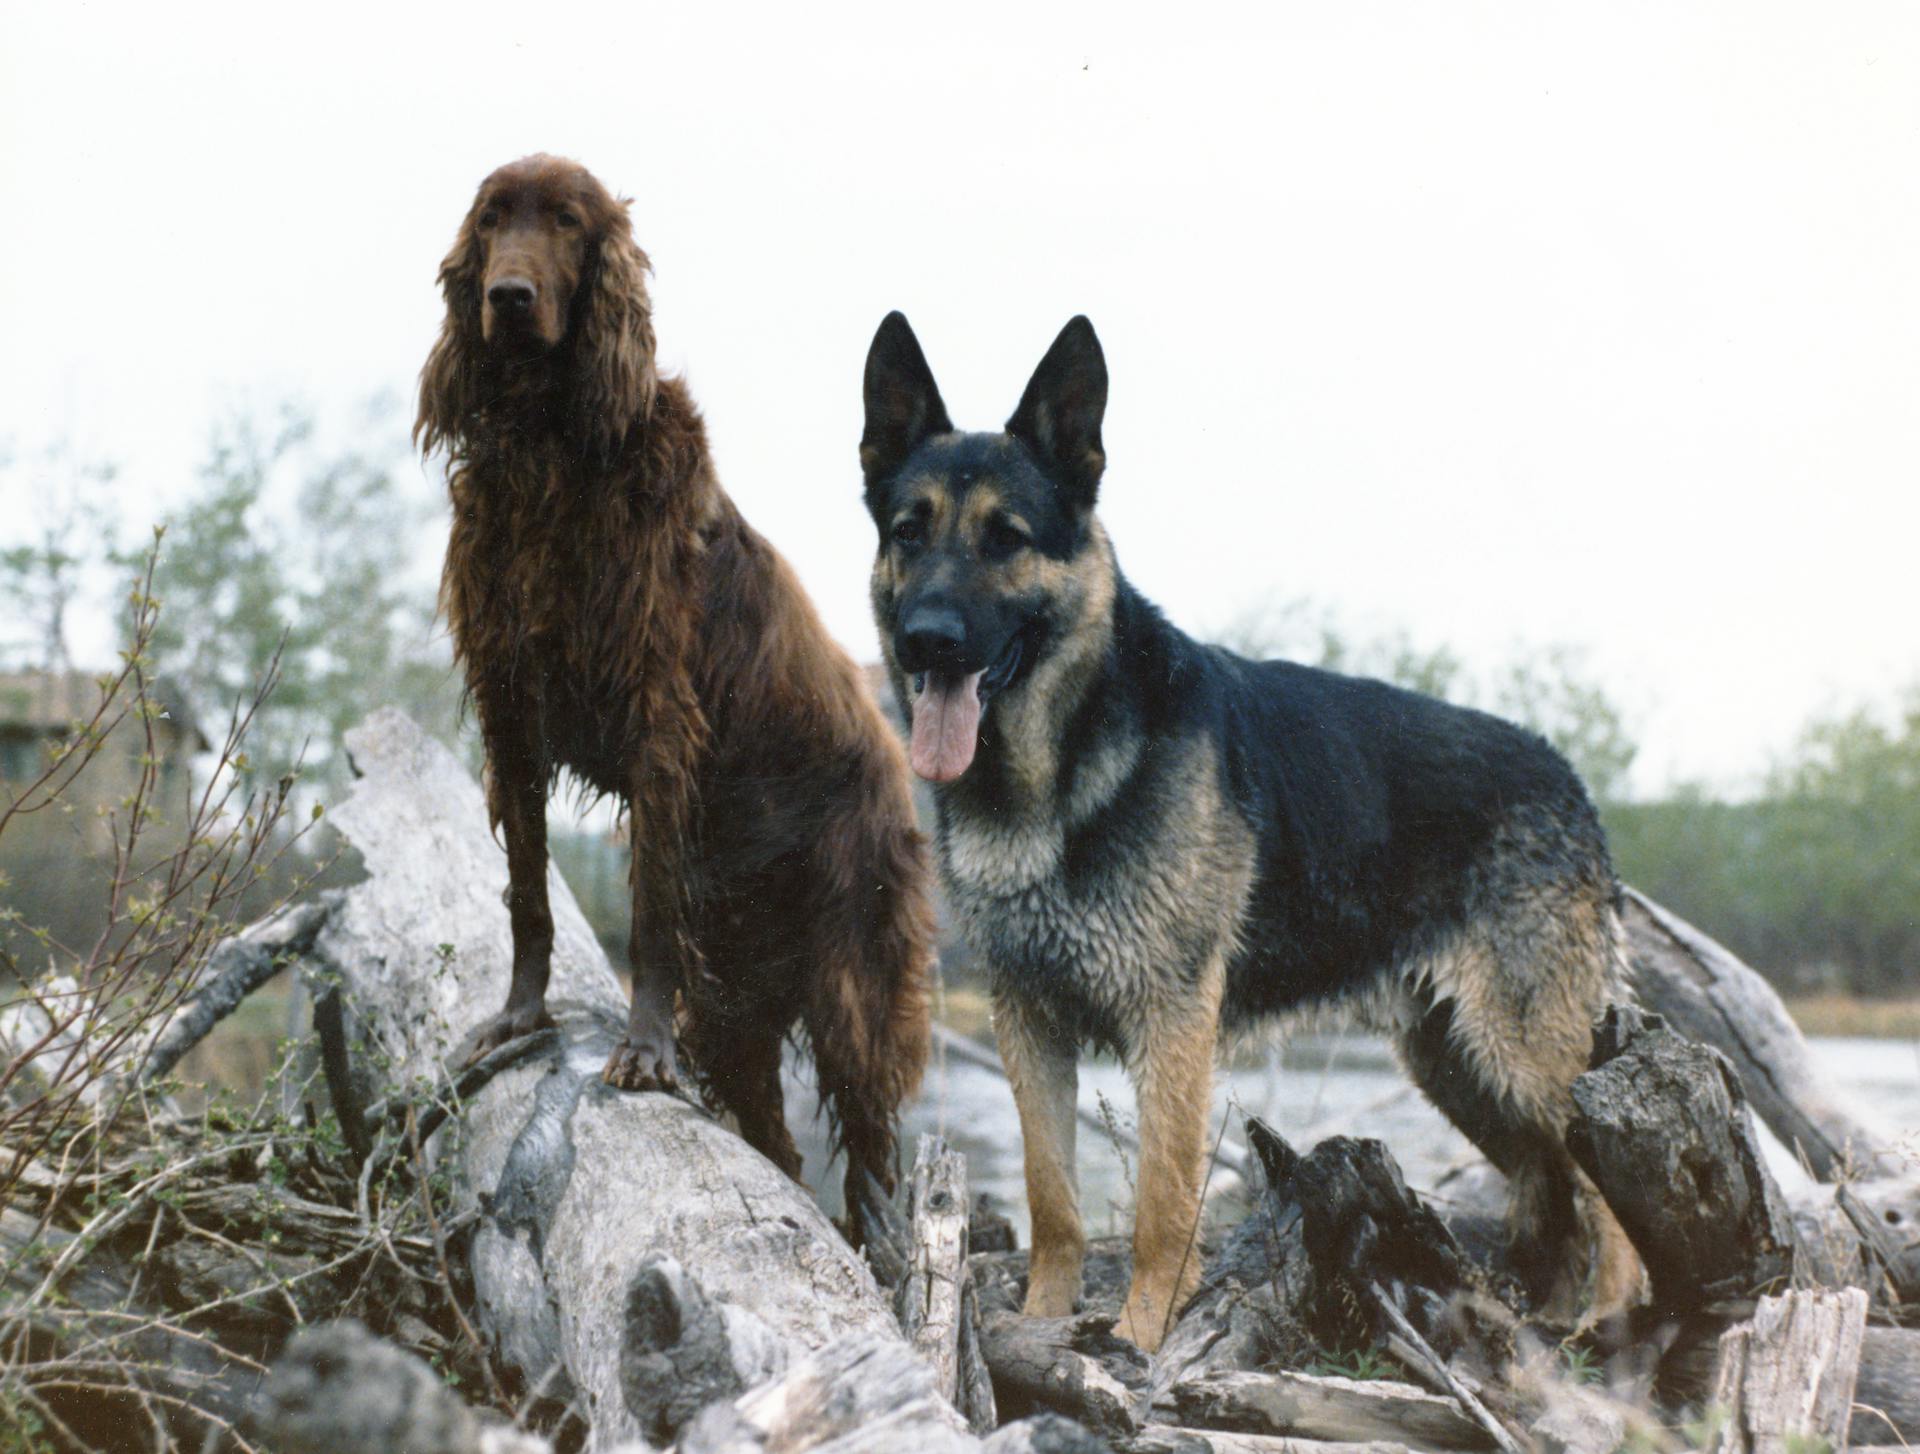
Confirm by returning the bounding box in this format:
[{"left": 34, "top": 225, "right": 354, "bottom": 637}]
[{"left": 858, "top": 311, "right": 1639, "bottom": 1351}]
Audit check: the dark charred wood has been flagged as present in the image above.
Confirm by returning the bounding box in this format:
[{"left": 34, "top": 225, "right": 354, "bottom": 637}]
[
  {"left": 978, "top": 1310, "right": 1152, "bottom": 1441},
  {"left": 1567, "top": 1006, "right": 1802, "bottom": 1310}
]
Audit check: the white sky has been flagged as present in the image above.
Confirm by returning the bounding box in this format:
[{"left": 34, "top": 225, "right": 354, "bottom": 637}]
[{"left": 3, "top": 1, "right": 1917, "bottom": 795}]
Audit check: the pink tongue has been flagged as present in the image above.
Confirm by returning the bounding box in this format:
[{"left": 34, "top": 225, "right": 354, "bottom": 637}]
[{"left": 910, "top": 671, "right": 985, "bottom": 783}]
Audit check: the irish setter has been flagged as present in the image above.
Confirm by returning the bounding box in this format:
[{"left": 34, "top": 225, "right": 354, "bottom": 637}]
[{"left": 416, "top": 155, "right": 934, "bottom": 1211}]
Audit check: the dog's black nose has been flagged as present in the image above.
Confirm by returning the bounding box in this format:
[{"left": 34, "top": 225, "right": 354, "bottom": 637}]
[
  {"left": 488, "top": 278, "right": 536, "bottom": 312},
  {"left": 903, "top": 604, "right": 967, "bottom": 662}
]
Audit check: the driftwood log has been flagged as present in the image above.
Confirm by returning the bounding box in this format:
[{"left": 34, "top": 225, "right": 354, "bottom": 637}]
[
  {"left": 1619, "top": 887, "right": 1901, "bottom": 1180},
  {"left": 303, "top": 709, "right": 911, "bottom": 1446},
  {"left": 250, "top": 1317, "right": 1096, "bottom": 1454},
  {"left": 1567, "top": 1006, "right": 1802, "bottom": 1309},
  {"left": 10, "top": 701, "right": 1917, "bottom": 1454}
]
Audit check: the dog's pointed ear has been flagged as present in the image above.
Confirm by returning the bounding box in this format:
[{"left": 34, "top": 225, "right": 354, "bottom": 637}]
[
  {"left": 862, "top": 312, "right": 952, "bottom": 494},
  {"left": 1006, "top": 315, "right": 1107, "bottom": 511}
]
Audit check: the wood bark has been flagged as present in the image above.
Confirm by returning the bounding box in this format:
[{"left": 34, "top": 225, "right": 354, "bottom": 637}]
[
  {"left": 1708, "top": 1289, "right": 1867, "bottom": 1454},
  {"left": 1619, "top": 888, "right": 1901, "bottom": 1181},
  {"left": 310, "top": 709, "right": 904, "bottom": 1447},
  {"left": 677, "top": 1330, "right": 977, "bottom": 1454},
  {"left": 1566, "top": 1006, "right": 1802, "bottom": 1309},
  {"left": 977, "top": 1310, "right": 1151, "bottom": 1441},
  {"left": 899, "top": 1134, "right": 995, "bottom": 1430},
  {"left": 249, "top": 1319, "right": 557, "bottom": 1454},
  {"left": 1163, "top": 1371, "right": 1488, "bottom": 1452},
  {"left": 1851, "top": 1328, "right": 1920, "bottom": 1446},
  {"left": 1129, "top": 1431, "right": 1425, "bottom": 1454}
]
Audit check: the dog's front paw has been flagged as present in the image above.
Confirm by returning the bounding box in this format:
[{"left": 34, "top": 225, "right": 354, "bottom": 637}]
[
  {"left": 462, "top": 1003, "right": 555, "bottom": 1067},
  {"left": 1116, "top": 1279, "right": 1182, "bottom": 1353},
  {"left": 602, "top": 1035, "right": 679, "bottom": 1092},
  {"left": 1021, "top": 1273, "right": 1081, "bottom": 1319}
]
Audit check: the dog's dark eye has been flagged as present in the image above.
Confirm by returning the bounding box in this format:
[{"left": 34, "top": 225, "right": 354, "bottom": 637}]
[
  {"left": 891, "top": 518, "right": 925, "bottom": 551},
  {"left": 477, "top": 208, "right": 500, "bottom": 229},
  {"left": 983, "top": 516, "right": 1030, "bottom": 561},
  {"left": 555, "top": 208, "right": 581, "bottom": 229}
]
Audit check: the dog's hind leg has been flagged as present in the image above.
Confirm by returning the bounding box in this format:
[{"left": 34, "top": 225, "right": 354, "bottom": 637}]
[
  {"left": 707, "top": 1021, "right": 804, "bottom": 1183},
  {"left": 803, "top": 801, "right": 933, "bottom": 1215},
  {"left": 1117, "top": 953, "right": 1226, "bottom": 1352},
  {"left": 995, "top": 991, "right": 1086, "bottom": 1319},
  {"left": 1397, "top": 895, "right": 1640, "bottom": 1320}
]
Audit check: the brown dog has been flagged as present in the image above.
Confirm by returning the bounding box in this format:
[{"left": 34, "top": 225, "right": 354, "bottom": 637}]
[{"left": 417, "top": 155, "right": 934, "bottom": 1210}]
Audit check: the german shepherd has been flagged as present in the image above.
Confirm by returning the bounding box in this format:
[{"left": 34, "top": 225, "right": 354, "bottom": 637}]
[{"left": 858, "top": 311, "right": 1638, "bottom": 1350}]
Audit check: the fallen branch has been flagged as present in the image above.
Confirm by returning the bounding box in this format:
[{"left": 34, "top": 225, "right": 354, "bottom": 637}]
[
  {"left": 138, "top": 895, "right": 339, "bottom": 1086},
  {"left": 1620, "top": 888, "right": 1901, "bottom": 1181}
]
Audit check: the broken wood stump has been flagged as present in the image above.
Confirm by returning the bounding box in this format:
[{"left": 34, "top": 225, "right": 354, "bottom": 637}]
[
  {"left": 1567, "top": 1006, "right": 1802, "bottom": 1309},
  {"left": 898, "top": 1133, "right": 998, "bottom": 1433},
  {"left": 1708, "top": 1288, "right": 1867, "bottom": 1454}
]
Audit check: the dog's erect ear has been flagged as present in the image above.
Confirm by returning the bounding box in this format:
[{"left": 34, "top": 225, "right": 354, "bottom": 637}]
[
  {"left": 861, "top": 312, "right": 952, "bottom": 499},
  {"left": 1006, "top": 315, "right": 1107, "bottom": 511}
]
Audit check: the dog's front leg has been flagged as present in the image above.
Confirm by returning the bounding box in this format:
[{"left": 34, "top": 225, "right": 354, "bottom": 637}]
[
  {"left": 464, "top": 692, "right": 556, "bottom": 1063},
  {"left": 1117, "top": 955, "right": 1224, "bottom": 1352},
  {"left": 994, "top": 990, "right": 1084, "bottom": 1317},
  {"left": 605, "top": 699, "right": 709, "bottom": 1093}
]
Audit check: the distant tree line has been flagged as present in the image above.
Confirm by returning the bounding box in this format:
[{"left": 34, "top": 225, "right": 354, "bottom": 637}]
[{"left": 0, "top": 417, "right": 1914, "bottom": 997}]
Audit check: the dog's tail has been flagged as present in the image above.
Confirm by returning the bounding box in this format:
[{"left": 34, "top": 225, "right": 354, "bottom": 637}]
[{"left": 803, "top": 773, "right": 935, "bottom": 1221}]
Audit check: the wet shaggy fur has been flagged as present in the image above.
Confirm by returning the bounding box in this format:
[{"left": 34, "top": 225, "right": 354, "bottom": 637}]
[
  {"left": 860, "top": 312, "right": 1639, "bottom": 1350},
  {"left": 417, "top": 156, "right": 934, "bottom": 1208}
]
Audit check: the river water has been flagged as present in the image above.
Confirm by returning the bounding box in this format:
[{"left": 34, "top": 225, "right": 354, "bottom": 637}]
[{"left": 795, "top": 1033, "right": 1920, "bottom": 1238}]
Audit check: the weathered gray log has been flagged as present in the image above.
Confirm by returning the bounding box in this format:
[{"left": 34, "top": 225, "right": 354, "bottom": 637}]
[
  {"left": 1148, "top": 1180, "right": 1313, "bottom": 1409},
  {"left": 1621, "top": 887, "right": 1901, "bottom": 1180},
  {"left": 958, "top": 1274, "right": 999, "bottom": 1435},
  {"left": 0, "top": 1205, "right": 263, "bottom": 1447},
  {"left": 1566, "top": 1006, "right": 1802, "bottom": 1309},
  {"left": 1129, "top": 1431, "right": 1424, "bottom": 1454},
  {"left": 1851, "top": 1327, "right": 1920, "bottom": 1445},
  {"left": 1708, "top": 1288, "right": 1867, "bottom": 1454},
  {"left": 978, "top": 1310, "right": 1151, "bottom": 1441},
  {"left": 1523, "top": 1387, "right": 1634, "bottom": 1454},
  {"left": 979, "top": 1412, "right": 1113, "bottom": 1452},
  {"left": 314, "top": 709, "right": 904, "bottom": 1447},
  {"left": 1165, "top": 1371, "right": 1489, "bottom": 1452},
  {"left": 137, "top": 894, "right": 339, "bottom": 1085},
  {"left": 676, "top": 1330, "right": 975, "bottom": 1454},
  {"left": 1784, "top": 1172, "right": 1920, "bottom": 1311},
  {"left": 900, "top": 1134, "right": 996, "bottom": 1431},
  {"left": 250, "top": 1319, "right": 555, "bottom": 1454}
]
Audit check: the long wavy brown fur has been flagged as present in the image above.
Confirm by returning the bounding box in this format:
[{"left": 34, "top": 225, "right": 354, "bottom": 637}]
[{"left": 417, "top": 155, "right": 933, "bottom": 1203}]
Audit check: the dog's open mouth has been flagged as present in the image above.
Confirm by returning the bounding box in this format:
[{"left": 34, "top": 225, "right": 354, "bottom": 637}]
[{"left": 908, "top": 634, "right": 1026, "bottom": 784}]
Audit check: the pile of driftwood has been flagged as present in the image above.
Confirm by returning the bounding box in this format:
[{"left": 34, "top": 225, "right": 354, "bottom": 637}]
[{"left": 3, "top": 709, "right": 1915, "bottom": 1454}]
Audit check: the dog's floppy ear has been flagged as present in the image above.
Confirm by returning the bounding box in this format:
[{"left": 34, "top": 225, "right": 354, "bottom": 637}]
[
  {"left": 573, "top": 206, "right": 659, "bottom": 465},
  {"left": 1006, "top": 315, "right": 1107, "bottom": 511},
  {"left": 862, "top": 312, "right": 952, "bottom": 500},
  {"left": 415, "top": 206, "right": 488, "bottom": 458}
]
